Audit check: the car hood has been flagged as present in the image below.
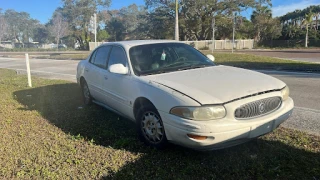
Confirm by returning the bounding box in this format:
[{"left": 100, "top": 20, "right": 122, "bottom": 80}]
[{"left": 140, "top": 65, "right": 286, "bottom": 104}]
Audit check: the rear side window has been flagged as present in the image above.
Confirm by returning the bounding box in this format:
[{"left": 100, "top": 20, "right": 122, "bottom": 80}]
[
  {"left": 93, "top": 46, "right": 112, "bottom": 69},
  {"left": 108, "top": 46, "right": 128, "bottom": 68}
]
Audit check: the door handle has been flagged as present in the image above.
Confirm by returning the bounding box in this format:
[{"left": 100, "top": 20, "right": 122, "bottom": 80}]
[
  {"left": 104, "top": 75, "right": 108, "bottom": 80},
  {"left": 85, "top": 68, "right": 89, "bottom": 72}
]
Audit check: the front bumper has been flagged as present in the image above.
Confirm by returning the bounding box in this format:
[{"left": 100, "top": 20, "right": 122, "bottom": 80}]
[{"left": 159, "top": 95, "right": 294, "bottom": 151}]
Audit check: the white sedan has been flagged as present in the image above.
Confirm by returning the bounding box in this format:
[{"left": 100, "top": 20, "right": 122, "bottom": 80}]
[{"left": 76, "top": 40, "right": 294, "bottom": 150}]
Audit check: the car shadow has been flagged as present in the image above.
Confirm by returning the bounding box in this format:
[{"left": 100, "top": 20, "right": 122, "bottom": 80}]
[
  {"left": 13, "top": 83, "right": 320, "bottom": 179},
  {"left": 13, "top": 83, "right": 145, "bottom": 153}
]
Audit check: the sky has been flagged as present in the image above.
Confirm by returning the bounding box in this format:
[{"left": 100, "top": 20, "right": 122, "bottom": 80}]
[{"left": 0, "top": 0, "right": 320, "bottom": 24}]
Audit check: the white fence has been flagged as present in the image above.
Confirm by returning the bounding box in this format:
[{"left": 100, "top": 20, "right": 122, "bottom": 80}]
[
  {"left": 182, "top": 39, "right": 254, "bottom": 50},
  {"left": 89, "top": 39, "right": 254, "bottom": 51},
  {"left": 0, "top": 43, "right": 14, "bottom": 49},
  {"left": 89, "top": 42, "right": 104, "bottom": 51}
]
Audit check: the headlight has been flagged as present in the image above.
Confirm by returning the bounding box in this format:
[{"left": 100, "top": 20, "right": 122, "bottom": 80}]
[
  {"left": 170, "top": 105, "right": 226, "bottom": 121},
  {"left": 281, "top": 86, "right": 290, "bottom": 101}
]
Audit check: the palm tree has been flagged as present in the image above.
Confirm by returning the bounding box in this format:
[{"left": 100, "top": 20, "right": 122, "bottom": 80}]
[
  {"left": 251, "top": 6, "right": 272, "bottom": 42},
  {"left": 303, "top": 11, "right": 314, "bottom": 47},
  {"left": 313, "top": 6, "right": 320, "bottom": 30}
]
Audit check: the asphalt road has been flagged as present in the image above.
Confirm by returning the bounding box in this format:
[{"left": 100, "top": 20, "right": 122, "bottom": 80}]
[{"left": 0, "top": 57, "right": 319, "bottom": 135}]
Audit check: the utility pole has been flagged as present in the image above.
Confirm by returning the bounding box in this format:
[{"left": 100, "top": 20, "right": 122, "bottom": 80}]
[
  {"left": 212, "top": 17, "right": 215, "bottom": 53},
  {"left": 232, "top": 12, "right": 236, "bottom": 53},
  {"left": 175, "top": 0, "right": 179, "bottom": 41},
  {"left": 94, "top": 13, "right": 97, "bottom": 48}
]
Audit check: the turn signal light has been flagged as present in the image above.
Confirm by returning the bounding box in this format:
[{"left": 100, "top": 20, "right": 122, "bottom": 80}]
[{"left": 187, "top": 134, "right": 207, "bottom": 140}]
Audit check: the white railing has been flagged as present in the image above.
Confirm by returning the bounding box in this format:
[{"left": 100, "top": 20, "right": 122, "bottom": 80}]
[
  {"left": 89, "top": 39, "right": 254, "bottom": 51},
  {"left": 181, "top": 39, "right": 254, "bottom": 50}
]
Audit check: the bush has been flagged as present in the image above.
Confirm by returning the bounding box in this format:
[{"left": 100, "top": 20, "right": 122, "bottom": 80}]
[{"left": 199, "top": 46, "right": 209, "bottom": 50}]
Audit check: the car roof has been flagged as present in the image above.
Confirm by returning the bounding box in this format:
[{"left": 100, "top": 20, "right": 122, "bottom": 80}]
[{"left": 101, "top": 40, "right": 183, "bottom": 49}]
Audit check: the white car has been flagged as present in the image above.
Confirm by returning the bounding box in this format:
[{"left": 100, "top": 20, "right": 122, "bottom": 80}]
[{"left": 76, "top": 40, "right": 294, "bottom": 150}]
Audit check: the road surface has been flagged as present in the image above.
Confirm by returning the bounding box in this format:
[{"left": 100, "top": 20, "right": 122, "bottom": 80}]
[{"left": 0, "top": 57, "right": 319, "bottom": 135}]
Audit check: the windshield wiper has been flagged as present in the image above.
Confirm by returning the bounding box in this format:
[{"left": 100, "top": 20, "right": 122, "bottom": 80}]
[
  {"left": 177, "top": 64, "right": 209, "bottom": 71},
  {"left": 141, "top": 69, "right": 171, "bottom": 76}
]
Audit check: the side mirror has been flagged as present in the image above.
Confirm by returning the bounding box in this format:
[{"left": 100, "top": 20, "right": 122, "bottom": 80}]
[
  {"left": 206, "top": 54, "right": 215, "bottom": 62},
  {"left": 109, "top": 64, "right": 128, "bottom": 75}
]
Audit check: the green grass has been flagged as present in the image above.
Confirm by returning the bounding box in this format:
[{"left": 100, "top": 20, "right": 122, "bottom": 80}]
[
  {"left": 0, "top": 68, "right": 320, "bottom": 179},
  {"left": 37, "top": 51, "right": 320, "bottom": 73},
  {"left": 201, "top": 51, "right": 320, "bottom": 73},
  {"left": 36, "top": 53, "right": 89, "bottom": 60}
]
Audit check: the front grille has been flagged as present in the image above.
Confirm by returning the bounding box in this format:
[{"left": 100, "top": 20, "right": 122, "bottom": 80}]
[{"left": 235, "top": 97, "right": 282, "bottom": 119}]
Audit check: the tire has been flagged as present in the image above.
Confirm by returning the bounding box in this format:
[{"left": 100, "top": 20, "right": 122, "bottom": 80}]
[
  {"left": 136, "top": 105, "right": 168, "bottom": 149},
  {"left": 81, "top": 79, "right": 92, "bottom": 105}
]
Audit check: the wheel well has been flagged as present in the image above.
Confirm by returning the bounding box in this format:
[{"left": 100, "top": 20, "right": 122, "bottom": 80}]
[{"left": 133, "top": 97, "right": 156, "bottom": 119}]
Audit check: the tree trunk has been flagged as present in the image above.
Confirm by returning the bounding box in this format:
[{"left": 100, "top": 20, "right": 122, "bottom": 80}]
[
  {"left": 56, "top": 37, "right": 60, "bottom": 50},
  {"left": 305, "top": 25, "right": 308, "bottom": 48},
  {"left": 174, "top": 0, "right": 179, "bottom": 41},
  {"left": 77, "top": 36, "right": 85, "bottom": 50}
]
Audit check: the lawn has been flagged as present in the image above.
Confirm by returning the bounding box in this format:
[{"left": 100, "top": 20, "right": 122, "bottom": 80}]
[
  {"left": 33, "top": 50, "right": 320, "bottom": 73},
  {"left": 0, "top": 68, "right": 319, "bottom": 179},
  {"left": 201, "top": 51, "right": 320, "bottom": 73},
  {"left": 36, "top": 53, "right": 89, "bottom": 60}
]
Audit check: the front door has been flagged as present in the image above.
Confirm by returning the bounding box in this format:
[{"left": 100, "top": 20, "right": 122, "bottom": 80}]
[{"left": 101, "top": 45, "right": 134, "bottom": 117}]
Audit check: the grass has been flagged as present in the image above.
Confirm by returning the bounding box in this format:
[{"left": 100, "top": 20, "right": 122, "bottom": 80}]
[
  {"left": 33, "top": 50, "right": 320, "bottom": 73},
  {"left": 36, "top": 53, "right": 89, "bottom": 60},
  {"left": 201, "top": 51, "right": 320, "bottom": 73},
  {"left": 0, "top": 68, "right": 320, "bottom": 179}
]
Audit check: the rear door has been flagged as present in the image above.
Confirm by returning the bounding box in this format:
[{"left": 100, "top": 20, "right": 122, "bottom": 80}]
[
  {"left": 84, "top": 46, "right": 111, "bottom": 102},
  {"left": 83, "top": 49, "right": 99, "bottom": 99}
]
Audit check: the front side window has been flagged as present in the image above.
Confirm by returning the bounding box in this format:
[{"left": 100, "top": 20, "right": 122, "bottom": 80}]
[
  {"left": 107, "top": 46, "right": 128, "bottom": 69},
  {"left": 129, "top": 43, "right": 215, "bottom": 76},
  {"left": 93, "top": 46, "right": 111, "bottom": 69}
]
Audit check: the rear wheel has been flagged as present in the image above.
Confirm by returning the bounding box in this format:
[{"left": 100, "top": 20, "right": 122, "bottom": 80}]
[
  {"left": 81, "top": 79, "right": 92, "bottom": 105},
  {"left": 136, "top": 106, "right": 168, "bottom": 149}
]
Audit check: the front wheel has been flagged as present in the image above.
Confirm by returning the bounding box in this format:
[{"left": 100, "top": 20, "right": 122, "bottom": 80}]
[{"left": 136, "top": 106, "right": 168, "bottom": 149}]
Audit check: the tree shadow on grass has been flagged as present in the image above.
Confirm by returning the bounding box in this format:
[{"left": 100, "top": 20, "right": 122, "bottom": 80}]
[
  {"left": 13, "top": 83, "right": 320, "bottom": 179},
  {"left": 103, "top": 138, "right": 320, "bottom": 179}
]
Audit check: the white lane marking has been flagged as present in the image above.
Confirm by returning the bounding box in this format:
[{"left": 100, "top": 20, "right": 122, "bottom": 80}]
[
  {"left": 6, "top": 68, "right": 76, "bottom": 77},
  {"left": 294, "top": 106, "right": 320, "bottom": 114}
]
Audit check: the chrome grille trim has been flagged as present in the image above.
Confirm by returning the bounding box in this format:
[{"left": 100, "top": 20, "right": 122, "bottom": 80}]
[{"left": 235, "top": 97, "right": 282, "bottom": 119}]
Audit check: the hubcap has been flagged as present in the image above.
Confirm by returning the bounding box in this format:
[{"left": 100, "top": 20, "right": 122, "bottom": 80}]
[{"left": 141, "top": 112, "right": 164, "bottom": 143}]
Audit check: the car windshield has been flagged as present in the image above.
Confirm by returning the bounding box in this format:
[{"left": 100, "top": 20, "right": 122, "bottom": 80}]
[{"left": 129, "top": 43, "right": 215, "bottom": 76}]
